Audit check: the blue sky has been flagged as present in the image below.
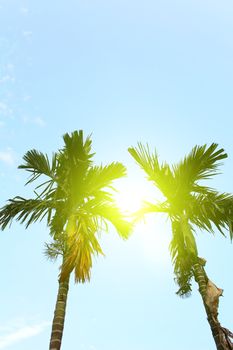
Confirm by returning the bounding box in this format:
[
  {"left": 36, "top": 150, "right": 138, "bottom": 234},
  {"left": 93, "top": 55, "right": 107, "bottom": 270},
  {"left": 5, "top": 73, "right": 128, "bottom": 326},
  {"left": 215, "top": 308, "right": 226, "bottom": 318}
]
[{"left": 0, "top": 0, "right": 233, "bottom": 349}]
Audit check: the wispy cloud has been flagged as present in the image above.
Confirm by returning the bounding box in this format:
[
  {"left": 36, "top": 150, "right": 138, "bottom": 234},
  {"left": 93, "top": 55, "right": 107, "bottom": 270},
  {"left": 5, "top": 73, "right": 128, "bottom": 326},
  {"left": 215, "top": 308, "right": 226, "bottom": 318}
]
[
  {"left": 5, "top": 64, "right": 15, "bottom": 72},
  {"left": 20, "top": 7, "right": 29, "bottom": 15},
  {"left": 0, "top": 102, "right": 13, "bottom": 117},
  {"left": 22, "top": 95, "right": 31, "bottom": 102},
  {"left": 0, "top": 75, "right": 15, "bottom": 84},
  {"left": 34, "top": 116, "right": 46, "bottom": 127},
  {"left": 0, "top": 64, "right": 15, "bottom": 85},
  {"left": 22, "top": 30, "right": 33, "bottom": 40},
  {"left": 0, "top": 321, "right": 50, "bottom": 349},
  {"left": 0, "top": 149, "right": 15, "bottom": 166},
  {"left": 22, "top": 116, "right": 46, "bottom": 127}
]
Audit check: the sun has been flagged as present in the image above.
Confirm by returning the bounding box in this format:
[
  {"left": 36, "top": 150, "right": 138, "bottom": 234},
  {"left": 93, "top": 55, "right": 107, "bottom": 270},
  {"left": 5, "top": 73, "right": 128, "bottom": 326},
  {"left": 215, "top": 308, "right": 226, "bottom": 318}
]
[
  {"left": 114, "top": 185, "right": 144, "bottom": 215},
  {"left": 113, "top": 178, "right": 170, "bottom": 265},
  {"left": 113, "top": 178, "right": 161, "bottom": 215}
]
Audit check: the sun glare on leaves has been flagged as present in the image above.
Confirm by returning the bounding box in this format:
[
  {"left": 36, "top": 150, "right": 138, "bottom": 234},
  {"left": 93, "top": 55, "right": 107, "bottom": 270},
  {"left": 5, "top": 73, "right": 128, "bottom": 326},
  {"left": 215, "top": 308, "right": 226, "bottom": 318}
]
[
  {"left": 113, "top": 179, "right": 160, "bottom": 216},
  {"left": 113, "top": 179, "right": 170, "bottom": 266}
]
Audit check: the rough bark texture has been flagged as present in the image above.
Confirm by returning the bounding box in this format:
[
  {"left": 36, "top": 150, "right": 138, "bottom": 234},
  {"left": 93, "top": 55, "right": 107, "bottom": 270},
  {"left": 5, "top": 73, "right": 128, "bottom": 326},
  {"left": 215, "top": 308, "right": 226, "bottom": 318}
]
[
  {"left": 193, "top": 261, "right": 233, "bottom": 350},
  {"left": 49, "top": 275, "right": 70, "bottom": 350}
]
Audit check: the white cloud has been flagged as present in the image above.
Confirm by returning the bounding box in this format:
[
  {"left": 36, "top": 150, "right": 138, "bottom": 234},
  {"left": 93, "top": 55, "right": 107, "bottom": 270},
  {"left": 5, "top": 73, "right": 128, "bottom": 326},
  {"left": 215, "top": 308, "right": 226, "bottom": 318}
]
[
  {"left": 20, "top": 7, "right": 29, "bottom": 15},
  {"left": 0, "top": 75, "right": 15, "bottom": 84},
  {"left": 0, "top": 149, "right": 15, "bottom": 166},
  {"left": 5, "top": 64, "right": 15, "bottom": 72},
  {"left": 22, "top": 116, "right": 46, "bottom": 127},
  {"left": 0, "top": 102, "right": 13, "bottom": 117},
  {"left": 0, "top": 321, "right": 50, "bottom": 349},
  {"left": 22, "top": 95, "right": 31, "bottom": 102},
  {"left": 34, "top": 117, "right": 46, "bottom": 127},
  {"left": 0, "top": 103, "right": 7, "bottom": 112},
  {"left": 22, "top": 30, "right": 32, "bottom": 39},
  {"left": 0, "top": 64, "right": 15, "bottom": 86}
]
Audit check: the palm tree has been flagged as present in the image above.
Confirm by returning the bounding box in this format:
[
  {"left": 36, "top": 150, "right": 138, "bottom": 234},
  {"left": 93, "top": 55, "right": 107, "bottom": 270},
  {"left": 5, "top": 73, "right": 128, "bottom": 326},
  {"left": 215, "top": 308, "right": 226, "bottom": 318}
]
[
  {"left": 129, "top": 142, "right": 233, "bottom": 350},
  {"left": 0, "top": 130, "right": 131, "bottom": 350}
]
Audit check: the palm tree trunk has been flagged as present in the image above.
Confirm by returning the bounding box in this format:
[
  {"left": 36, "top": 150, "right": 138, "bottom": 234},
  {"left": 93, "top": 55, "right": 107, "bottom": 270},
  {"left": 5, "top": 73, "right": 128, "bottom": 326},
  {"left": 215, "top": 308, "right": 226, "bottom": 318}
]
[
  {"left": 49, "top": 274, "right": 70, "bottom": 350},
  {"left": 193, "top": 262, "right": 233, "bottom": 350}
]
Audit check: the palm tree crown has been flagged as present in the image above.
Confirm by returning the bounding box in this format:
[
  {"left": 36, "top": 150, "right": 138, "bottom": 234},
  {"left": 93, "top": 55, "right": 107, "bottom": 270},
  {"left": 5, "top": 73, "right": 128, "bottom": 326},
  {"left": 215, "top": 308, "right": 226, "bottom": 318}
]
[
  {"left": 129, "top": 142, "right": 233, "bottom": 296},
  {"left": 0, "top": 130, "right": 131, "bottom": 282}
]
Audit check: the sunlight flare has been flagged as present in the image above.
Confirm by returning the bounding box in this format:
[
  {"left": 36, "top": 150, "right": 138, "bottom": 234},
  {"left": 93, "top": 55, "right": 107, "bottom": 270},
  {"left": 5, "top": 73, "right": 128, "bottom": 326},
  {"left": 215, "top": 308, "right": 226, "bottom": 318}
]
[
  {"left": 113, "top": 179, "right": 161, "bottom": 215},
  {"left": 113, "top": 179, "right": 169, "bottom": 264}
]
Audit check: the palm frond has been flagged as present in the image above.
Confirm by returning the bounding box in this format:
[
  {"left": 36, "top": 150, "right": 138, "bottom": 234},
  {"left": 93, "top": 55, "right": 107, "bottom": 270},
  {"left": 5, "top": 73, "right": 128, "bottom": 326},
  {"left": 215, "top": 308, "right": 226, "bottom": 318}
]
[
  {"left": 170, "top": 220, "right": 197, "bottom": 297},
  {"left": 79, "top": 196, "right": 132, "bottom": 238},
  {"left": 62, "top": 130, "right": 93, "bottom": 162},
  {"left": 55, "top": 131, "right": 94, "bottom": 200},
  {"left": 49, "top": 202, "right": 68, "bottom": 239},
  {"left": 132, "top": 200, "right": 170, "bottom": 222},
  {"left": 0, "top": 196, "right": 55, "bottom": 229},
  {"left": 84, "top": 162, "right": 127, "bottom": 195},
  {"left": 60, "top": 217, "right": 104, "bottom": 282},
  {"left": 173, "top": 143, "right": 227, "bottom": 190},
  {"left": 128, "top": 143, "right": 175, "bottom": 199},
  {"left": 61, "top": 130, "right": 94, "bottom": 174},
  {"left": 19, "top": 149, "right": 57, "bottom": 185},
  {"left": 44, "top": 239, "right": 64, "bottom": 261},
  {"left": 2, "top": 130, "right": 132, "bottom": 287},
  {"left": 188, "top": 191, "right": 233, "bottom": 239},
  {"left": 128, "top": 143, "right": 160, "bottom": 179}
]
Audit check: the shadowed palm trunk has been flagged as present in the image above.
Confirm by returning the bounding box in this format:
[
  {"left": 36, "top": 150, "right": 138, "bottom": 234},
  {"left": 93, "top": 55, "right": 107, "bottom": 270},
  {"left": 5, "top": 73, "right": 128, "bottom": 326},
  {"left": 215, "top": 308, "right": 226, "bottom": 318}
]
[
  {"left": 193, "top": 262, "right": 233, "bottom": 350},
  {"left": 49, "top": 274, "right": 70, "bottom": 350}
]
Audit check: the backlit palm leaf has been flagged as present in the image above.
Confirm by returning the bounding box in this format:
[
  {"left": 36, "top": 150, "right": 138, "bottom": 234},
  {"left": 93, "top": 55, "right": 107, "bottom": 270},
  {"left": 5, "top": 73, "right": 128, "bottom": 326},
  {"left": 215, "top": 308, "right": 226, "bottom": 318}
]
[
  {"left": 79, "top": 195, "right": 131, "bottom": 238},
  {"left": 1, "top": 130, "right": 132, "bottom": 286},
  {"left": 60, "top": 216, "right": 104, "bottom": 282},
  {"left": 173, "top": 143, "right": 227, "bottom": 192},
  {"left": 19, "top": 149, "right": 57, "bottom": 184},
  {"left": 128, "top": 143, "right": 175, "bottom": 200},
  {"left": 129, "top": 142, "right": 233, "bottom": 296},
  {"left": 84, "top": 162, "right": 127, "bottom": 195},
  {"left": 0, "top": 196, "right": 55, "bottom": 229},
  {"left": 170, "top": 220, "right": 196, "bottom": 297},
  {"left": 0, "top": 130, "right": 132, "bottom": 350},
  {"left": 187, "top": 192, "right": 233, "bottom": 237}
]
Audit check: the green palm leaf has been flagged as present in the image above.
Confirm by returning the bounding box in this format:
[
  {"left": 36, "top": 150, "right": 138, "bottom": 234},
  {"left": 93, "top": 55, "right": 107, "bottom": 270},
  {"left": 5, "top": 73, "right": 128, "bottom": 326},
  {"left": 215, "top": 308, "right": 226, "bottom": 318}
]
[
  {"left": 19, "top": 149, "right": 56, "bottom": 185},
  {"left": 1, "top": 130, "right": 131, "bottom": 281},
  {"left": 173, "top": 143, "right": 227, "bottom": 189},
  {"left": 84, "top": 162, "right": 127, "bottom": 195},
  {"left": 0, "top": 129, "right": 132, "bottom": 350},
  {"left": 188, "top": 191, "right": 233, "bottom": 238},
  {"left": 80, "top": 197, "right": 132, "bottom": 239},
  {"left": 62, "top": 130, "right": 93, "bottom": 162},
  {"left": 60, "top": 216, "right": 104, "bottom": 282},
  {"left": 0, "top": 196, "right": 55, "bottom": 229},
  {"left": 170, "top": 220, "right": 197, "bottom": 297},
  {"left": 128, "top": 143, "right": 175, "bottom": 199},
  {"left": 55, "top": 131, "right": 95, "bottom": 201},
  {"left": 129, "top": 141, "right": 233, "bottom": 298}
]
